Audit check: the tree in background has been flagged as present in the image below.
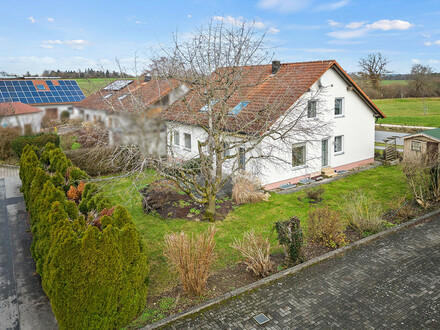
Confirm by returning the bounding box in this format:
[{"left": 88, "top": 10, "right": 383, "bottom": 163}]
[
  {"left": 358, "top": 52, "right": 390, "bottom": 90},
  {"left": 409, "top": 64, "right": 435, "bottom": 97}
]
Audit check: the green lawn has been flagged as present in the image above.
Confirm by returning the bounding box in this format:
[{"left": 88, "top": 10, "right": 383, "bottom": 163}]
[
  {"left": 101, "top": 165, "right": 410, "bottom": 296},
  {"left": 374, "top": 97, "right": 440, "bottom": 127},
  {"left": 380, "top": 80, "right": 411, "bottom": 86}
]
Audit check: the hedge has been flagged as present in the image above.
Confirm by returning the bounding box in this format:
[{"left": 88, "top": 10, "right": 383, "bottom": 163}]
[
  {"left": 12, "top": 132, "right": 60, "bottom": 158},
  {"left": 19, "top": 143, "right": 149, "bottom": 329}
]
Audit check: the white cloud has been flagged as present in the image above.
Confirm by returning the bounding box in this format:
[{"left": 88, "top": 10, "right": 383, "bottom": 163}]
[
  {"left": 47, "top": 17, "right": 54, "bottom": 22},
  {"left": 328, "top": 28, "right": 368, "bottom": 39},
  {"left": 425, "top": 40, "right": 440, "bottom": 46},
  {"left": 366, "top": 19, "right": 413, "bottom": 31},
  {"left": 135, "top": 20, "right": 142, "bottom": 24},
  {"left": 327, "top": 19, "right": 342, "bottom": 27},
  {"left": 429, "top": 59, "right": 439, "bottom": 64},
  {"left": 257, "top": 0, "right": 311, "bottom": 13},
  {"left": 345, "top": 21, "right": 366, "bottom": 29},
  {"left": 316, "top": 0, "right": 350, "bottom": 11},
  {"left": 411, "top": 59, "right": 420, "bottom": 64},
  {"left": 28, "top": 16, "right": 36, "bottom": 23},
  {"left": 187, "top": 14, "right": 192, "bottom": 18},
  {"left": 328, "top": 19, "right": 413, "bottom": 39},
  {"left": 41, "top": 39, "right": 90, "bottom": 50},
  {"left": 213, "top": 16, "right": 279, "bottom": 33}
]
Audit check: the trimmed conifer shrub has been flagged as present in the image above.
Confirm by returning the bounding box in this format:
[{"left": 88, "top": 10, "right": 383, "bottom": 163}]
[{"left": 19, "top": 144, "right": 149, "bottom": 330}]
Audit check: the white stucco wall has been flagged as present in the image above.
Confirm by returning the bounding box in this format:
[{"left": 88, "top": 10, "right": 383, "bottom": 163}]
[
  {"left": 0, "top": 111, "right": 44, "bottom": 134},
  {"left": 166, "top": 66, "right": 377, "bottom": 189}
]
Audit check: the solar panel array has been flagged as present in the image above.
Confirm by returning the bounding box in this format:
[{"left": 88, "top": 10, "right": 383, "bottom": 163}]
[
  {"left": 0, "top": 80, "right": 86, "bottom": 105},
  {"left": 103, "top": 80, "right": 133, "bottom": 91}
]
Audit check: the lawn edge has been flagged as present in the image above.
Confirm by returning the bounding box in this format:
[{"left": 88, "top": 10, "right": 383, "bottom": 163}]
[{"left": 142, "top": 207, "right": 440, "bottom": 330}]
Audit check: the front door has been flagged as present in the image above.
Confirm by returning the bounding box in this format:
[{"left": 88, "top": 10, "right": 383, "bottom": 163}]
[{"left": 322, "top": 139, "right": 329, "bottom": 167}]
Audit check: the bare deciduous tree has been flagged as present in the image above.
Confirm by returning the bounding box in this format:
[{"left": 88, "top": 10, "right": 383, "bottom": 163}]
[
  {"left": 358, "top": 52, "right": 389, "bottom": 90},
  {"left": 409, "top": 64, "right": 435, "bottom": 97}
]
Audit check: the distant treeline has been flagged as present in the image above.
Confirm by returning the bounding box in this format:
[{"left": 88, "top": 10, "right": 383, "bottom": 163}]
[{"left": 38, "top": 69, "right": 135, "bottom": 79}]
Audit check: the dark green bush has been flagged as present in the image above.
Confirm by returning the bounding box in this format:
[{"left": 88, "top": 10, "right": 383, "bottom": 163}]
[
  {"left": 12, "top": 133, "right": 60, "bottom": 158},
  {"left": 0, "top": 127, "right": 19, "bottom": 160},
  {"left": 19, "top": 144, "right": 149, "bottom": 330},
  {"left": 274, "top": 217, "right": 303, "bottom": 264}
]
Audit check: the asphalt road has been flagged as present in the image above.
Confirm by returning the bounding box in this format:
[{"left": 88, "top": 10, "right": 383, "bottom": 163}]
[{"left": 0, "top": 176, "right": 57, "bottom": 330}]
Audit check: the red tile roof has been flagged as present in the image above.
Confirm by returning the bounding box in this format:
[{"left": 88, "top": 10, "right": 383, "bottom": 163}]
[
  {"left": 0, "top": 102, "right": 42, "bottom": 116},
  {"left": 160, "top": 60, "right": 385, "bottom": 134},
  {"left": 77, "top": 78, "right": 180, "bottom": 112}
]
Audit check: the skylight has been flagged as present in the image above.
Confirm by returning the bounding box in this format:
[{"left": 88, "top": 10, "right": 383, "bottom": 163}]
[
  {"left": 199, "top": 99, "right": 219, "bottom": 112},
  {"left": 229, "top": 101, "right": 249, "bottom": 115},
  {"left": 36, "top": 85, "right": 45, "bottom": 90},
  {"left": 118, "top": 94, "right": 129, "bottom": 101},
  {"left": 102, "top": 93, "right": 114, "bottom": 100}
]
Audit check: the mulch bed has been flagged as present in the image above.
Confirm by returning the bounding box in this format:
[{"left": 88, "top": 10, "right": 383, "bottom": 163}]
[{"left": 140, "top": 180, "right": 234, "bottom": 221}]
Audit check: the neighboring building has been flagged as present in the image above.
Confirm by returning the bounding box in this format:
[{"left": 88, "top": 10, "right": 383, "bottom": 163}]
[
  {"left": 76, "top": 77, "right": 190, "bottom": 149},
  {"left": 403, "top": 128, "right": 440, "bottom": 163},
  {"left": 162, "top": 60, "right": 385, "bottom": 190},
  {"left": 0, "top": 78, "right": 86, "bottom": 120},
  {"left": 0, "top": 102, "right": 43, "bottom": 134}
]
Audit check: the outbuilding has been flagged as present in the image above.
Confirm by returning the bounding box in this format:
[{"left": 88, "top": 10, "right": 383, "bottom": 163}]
[{"left": 402, "top": 128, "right": 440, "bottom": 163}]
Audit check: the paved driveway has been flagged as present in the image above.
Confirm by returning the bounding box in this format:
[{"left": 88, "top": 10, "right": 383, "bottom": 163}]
[
  {"left": 166, "top": 217, "right": 440, "bottom": 329},
  {"left": 0, "top": 176, "right": 57, "bottom": 330}
]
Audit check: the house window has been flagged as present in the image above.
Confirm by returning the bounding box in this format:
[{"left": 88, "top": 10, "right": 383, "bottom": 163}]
[
  {"left": 334, "top": 135, "right": 343, "bottom": 153},
  {"left": 229, "top": 101, "right": 250, "bottom": 115},
  {"left": 173, "top": 131, "right": 180, "bottom": 146},
  {"left": 223, "top": 143, "right": 230, "bottom": 157},
  {"left": 36, "top": 85, "right": 45, "bottom": 91},
  {"left": 335, "top": 98, "right": 343, "bottom": 116},
  {"left": 307, "top": 101, "right": 317, "bottom": 118},
  {"left": 411, "top": 140, "right": 422, "bottom": 151},
  {"left": 200, "top": 99, "right": 219, "bottom": 112},
  {"left": 238, "top": 147, "right": 246, "bottom": 170},
  {"left": 184, "top": 133, "right": 191, "bottom": 149},
  {"left": 103, "top": 93, "right": 113, "bottom": 100},
  {"left": 292, "top": 143, "right": 306, "bottom": 167}
]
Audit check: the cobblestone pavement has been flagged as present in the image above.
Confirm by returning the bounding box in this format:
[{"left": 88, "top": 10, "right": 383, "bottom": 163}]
[
  {"left": 166, "top": 218, "right": 440, "bottom": 329},
  {"left": 0, "top": 177, "right": 57, "bottom": 329}
]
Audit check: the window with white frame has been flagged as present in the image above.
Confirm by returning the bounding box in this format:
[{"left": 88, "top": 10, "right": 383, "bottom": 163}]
[
  {"left": 223, "top": 143, "right": 230, "bottom": 157},
  {"left": 292, "top": 143, "right": 306, "bottom": 167},
  {"left": 184, "top": 133, "right": 191, "bottom": 149},
  {"left": 334, "top": 135, "right": 343, "bottom": 153},
  {"left": 307, "top": 100, "right": 317, "bottom": 118},
  {"left": 173, "top": 131, "right": 180, "bottom": 146},
  {"left": 335, "top": 98, "right": 343, "bottom": 116},
  {"left": 411, "top": 140, "right": 422, "bottom": 151}
]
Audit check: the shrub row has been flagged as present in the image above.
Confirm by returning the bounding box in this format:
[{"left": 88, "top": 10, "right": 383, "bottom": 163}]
[
  {"left": 20, "top": 143, "right": 149, "bottom": 329},
  {"left": 12, "top": 132, "right": 60, "bottom": 158},
  {"left": 0, "top": 127, "right": 19, "bottom": 160}
]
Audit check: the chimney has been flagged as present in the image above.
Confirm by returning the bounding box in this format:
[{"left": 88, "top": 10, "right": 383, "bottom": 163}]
[
  {"left": 144, "top": 75, "right": 151, "bottom": 82},
  {"left": 272, "top": 60, "right": 281, "bottom": 74}
]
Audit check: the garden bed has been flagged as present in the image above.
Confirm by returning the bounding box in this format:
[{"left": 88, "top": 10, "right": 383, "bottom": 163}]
[{"left": 100, "top": 165, "right": 432, "bottom": 327}]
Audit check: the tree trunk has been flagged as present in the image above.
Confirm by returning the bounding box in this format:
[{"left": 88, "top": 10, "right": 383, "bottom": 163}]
[{"left": 203, "top": 193, "right": 216, "bottom": 222}]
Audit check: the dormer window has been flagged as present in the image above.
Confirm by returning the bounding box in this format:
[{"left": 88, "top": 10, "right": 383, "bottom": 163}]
[
  {"left": 229, "top": 101, "right": 249, "bottom": 116},
  {"left": 199, "top": 99, "right": 219, "bottom": 112}
]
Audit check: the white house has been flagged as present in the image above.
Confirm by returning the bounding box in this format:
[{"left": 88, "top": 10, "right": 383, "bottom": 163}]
[
  {"left": 161, "top": 60, "right": 385, "bottom": 190},
  {"left": 0, "top": 102, "right": 44, "bottom": 134},
  {"left": 76, "top": 77, "right": 190, "bottom": 149}
]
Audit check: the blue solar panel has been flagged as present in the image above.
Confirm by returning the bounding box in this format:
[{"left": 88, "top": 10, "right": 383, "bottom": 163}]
[{"left": 0, "top": 79, "right": 86, "bottom": 105}]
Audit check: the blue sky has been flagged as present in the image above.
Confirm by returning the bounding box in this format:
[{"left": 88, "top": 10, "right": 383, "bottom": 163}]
[{"left": 1, "top": 0, "right": 439, "bottom": 75}]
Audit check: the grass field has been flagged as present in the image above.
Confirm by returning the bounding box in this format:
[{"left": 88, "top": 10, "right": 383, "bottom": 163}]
[
  {"left": 374, "top": 97, "right": 440, "bottom": 127},
  {"left": 101, "top": 165, "right": 409, "bottom": 297},
  {"left": 75, "top": 78, "right": 127, "bottom": 96},
  {"left": 380, "top": 80, "right": 411, "bottom": 86}
]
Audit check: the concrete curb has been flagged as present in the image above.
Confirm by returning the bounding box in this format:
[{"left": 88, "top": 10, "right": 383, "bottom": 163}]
[{"left": 143, "top": 207, "right": 440, "bottom": 330}]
